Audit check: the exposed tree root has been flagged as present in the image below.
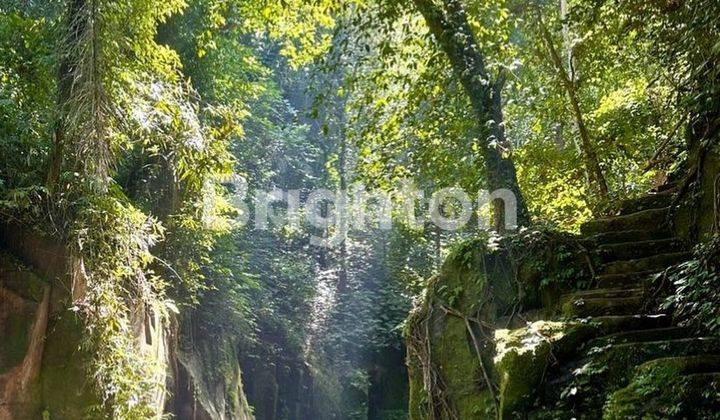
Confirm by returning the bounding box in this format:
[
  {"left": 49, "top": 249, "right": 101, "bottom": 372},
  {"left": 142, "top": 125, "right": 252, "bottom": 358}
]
[
  {"left": 440, "top": 305, "right": 500, "bottom": 414},
  {"left": 406, "top": 298, "right": 458, "bottom": 420}
]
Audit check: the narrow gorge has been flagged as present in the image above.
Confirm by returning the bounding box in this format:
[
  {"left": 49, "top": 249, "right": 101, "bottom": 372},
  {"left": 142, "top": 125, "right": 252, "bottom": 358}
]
[{"left": 1, "top": 0, "right": 719, "bottom": 419}]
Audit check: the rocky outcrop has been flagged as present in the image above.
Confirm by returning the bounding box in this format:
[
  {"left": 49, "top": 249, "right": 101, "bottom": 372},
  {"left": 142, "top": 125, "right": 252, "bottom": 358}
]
[
  {"left": 0, "top": 224, "right": 254, "bottom": 419},
  {"left": 0, "top": 238, "right": 101, "bottom": 418},
  {"left": 406, "top": 149, "right": 720, "bottom": 419},
  {"left": 405, "top": 230, "right": 595, "bottom": 418},
  {"left": 165, "top": 319, "right": 254, "bottom": 420}
]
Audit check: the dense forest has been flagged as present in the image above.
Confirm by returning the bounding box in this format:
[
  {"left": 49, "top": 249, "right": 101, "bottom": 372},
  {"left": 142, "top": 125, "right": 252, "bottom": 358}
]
[{"left": 0, "top": 0, "right": 719, "bottom": 419}]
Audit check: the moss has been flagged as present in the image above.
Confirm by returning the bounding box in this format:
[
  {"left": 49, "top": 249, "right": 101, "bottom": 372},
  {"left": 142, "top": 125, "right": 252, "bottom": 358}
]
[
  {"left": 0, "top": 250, "right": 48, "bottom": 303},
  {"left": 425, "top": 242, "right": 500, "bottom": 418},
  {"left": 670, "top": 145, "right": 720, "bottom": 242},
  {"left": 406, "top": 363, "right": 425, "bottom": 420},
  {"left": 405, "top": 230, "right": 595, "bottom": 419},
  {"left": 604, "top": 357, "right": 720, "bottom": 419},
  {"left": 436, "top": 314, "right": 492, "bottom": 418},
  {"left": 493, "top": 321, "right": 599, "bottom": 418},
  {"left": 41, "top": 311, "right": 102, "bottom": 419},
  {"left": 555, "top": 337, "right": 720, "bottom": 415},
  {"left": 495, "top": 324, "right": 563, "bottom": 407}
]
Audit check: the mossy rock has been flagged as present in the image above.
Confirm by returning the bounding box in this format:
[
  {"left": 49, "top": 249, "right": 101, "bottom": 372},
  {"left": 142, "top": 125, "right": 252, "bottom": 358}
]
[
  {"left": 604, "top": 356, "right": 720, "bottom": 419},
  {"left": 556, "top": 338, "right": 720, "bottom": 413},
  {"left": 494, "top": 323, "right": 559, "bottom": 418},
  {"left": 406, "top": 231, "right": 594, "bottom": 419},
  {"left": 0, "top": 251, "right": 48, "bottom": 302},
  {"left": 494, "top": 320, "right": 599, "bottom": 418},
  {"left": 41, "top": 311, "right": 102, "bottom": 419}
]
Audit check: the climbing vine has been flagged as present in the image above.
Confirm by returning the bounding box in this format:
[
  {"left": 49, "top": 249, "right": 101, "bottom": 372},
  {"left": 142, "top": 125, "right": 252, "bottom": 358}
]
[
  {"left": 70, "top": 194, "right": 172, "bottom": 417},
  {"left": 404, "top": 229, "right": 595, "bottom": 419},
  {"left": 405, "top": 279, "right": 459, "bottom": 420}
]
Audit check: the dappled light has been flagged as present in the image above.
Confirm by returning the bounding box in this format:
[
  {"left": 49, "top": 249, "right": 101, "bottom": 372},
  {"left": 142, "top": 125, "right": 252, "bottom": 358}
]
[{"left": 0, "top": 0, "right": 719, "bottom": 419}]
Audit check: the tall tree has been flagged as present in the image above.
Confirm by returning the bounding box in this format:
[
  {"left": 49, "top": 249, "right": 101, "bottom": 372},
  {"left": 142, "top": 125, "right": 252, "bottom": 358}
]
[
  {"left": 535, "top": 10, "right": 609, "bottom": 199},
  {"left": 411, "top": 0, "right": 531, "bottom": 229},
  {"left": 47, "top": 0, "right": 100, "bottom": 191}
]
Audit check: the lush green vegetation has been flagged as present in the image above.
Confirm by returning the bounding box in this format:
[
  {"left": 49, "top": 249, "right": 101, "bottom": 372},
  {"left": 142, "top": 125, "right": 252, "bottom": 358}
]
[{"left": 0, "top": 0, "right": 718, "bottom": 418}]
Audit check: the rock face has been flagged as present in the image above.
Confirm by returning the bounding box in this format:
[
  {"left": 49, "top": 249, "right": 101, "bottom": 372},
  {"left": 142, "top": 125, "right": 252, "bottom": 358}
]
[
  {"left": 0, "top": 255, "right": 51, "bottom": 419},
  {"left": 0, "top": 225, "right": 254, "bottom": 420},
  {"left": 406, "top": 151, "right": 720, "bottom": 418},
  {"left": 0, "top": 228, "right": 103, "bottom": 419},
  {"left": 405, "top": 231, "right": 595, "bottom": 419},
  {"left": 165, "top": 320, "right": 254, "bottom": 420}
]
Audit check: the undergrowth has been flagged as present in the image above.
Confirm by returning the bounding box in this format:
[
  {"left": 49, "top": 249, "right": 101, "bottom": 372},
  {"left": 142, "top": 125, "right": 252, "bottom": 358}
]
[
  {"left": 658, "top": 234, "right": 720, "bottom": 334},
  {"left": 71, "top": 192, "right": 173, "bottom": 417}
]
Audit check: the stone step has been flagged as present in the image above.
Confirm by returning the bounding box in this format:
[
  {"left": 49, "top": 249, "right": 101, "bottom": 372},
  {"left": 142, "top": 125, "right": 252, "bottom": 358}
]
[
  {"left": 584, "top": 337, "right": 720, "bottom": 381},
  {"left": 588, "top": 326, "right": 692, "bottom": 348},
  {"left": 603, "top": 372, "right": 720, "bottom": 414},
  {"left": 595, "top": 238, "right": 685, "bottom": 263},
  {"left": 595, "top": 270, "right": 659, "bottom": 289},
  {"left": 535, "top": 315, "right": 675, "bottom": 362},
  {"left": 561, "top": 288, "right": 644, "bottom": 303},
  {"left": 599, "top": 252, "right": 690, "bottom": 276},
  {"left": 683, "top": 371, "right": 720, "bottom": 380},
  {"left": 604, "top": 357, "right": 720, "bottom": 418},
  {"left": 581, "top": 207, "right": 671, "bottom": 236},
  {"left": 562, "top": 296, "right": 645, "bottom": 317},
  {"left": 615, "top": 191, "right": 675, "bottom": 216},
  {"left": 532, "top": 316, "right": 676, "bottom": 410},
  {"left": 551, "top": 337, "right": 720, "bottom": 409},
  {"left": 591, "top": 314, "right": 672, "bottom": 333},
  {"left": 636, "top": 355, "right": 720, "bottom": 375},
  {"left": 586, "top": 228, "right": 672, "bottom": 246}
]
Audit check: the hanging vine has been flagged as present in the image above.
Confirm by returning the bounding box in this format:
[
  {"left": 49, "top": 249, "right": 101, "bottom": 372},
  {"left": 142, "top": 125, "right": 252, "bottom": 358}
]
[{"left": 406, "top": 285, "right": 459, "bottom": 420}]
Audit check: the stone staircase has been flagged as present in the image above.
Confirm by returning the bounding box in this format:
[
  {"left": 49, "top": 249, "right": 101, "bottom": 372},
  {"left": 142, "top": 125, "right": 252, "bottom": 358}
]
[{"left": 532, "top": 188, "right": 720, "bottom": 418}]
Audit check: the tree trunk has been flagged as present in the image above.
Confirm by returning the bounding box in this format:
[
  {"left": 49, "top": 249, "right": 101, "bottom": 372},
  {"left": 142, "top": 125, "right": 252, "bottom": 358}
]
[
  {"left": 337, "top": 124, "right": 349, "bottom": 293},
  {"left": 412, "top": 0, "right": 531, "bottom": 229},
  {"left": 537, "top": 13, "right": 610, "bottom": 199},
  {"left": 47, "top": 0, "right": 88, "bottom": 191},
  {"left": 434, "top": 224, "right": 441, "bottom": 270}
]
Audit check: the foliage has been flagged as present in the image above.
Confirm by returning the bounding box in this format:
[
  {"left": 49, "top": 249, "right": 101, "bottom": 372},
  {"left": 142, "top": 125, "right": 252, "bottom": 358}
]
[
  {"left": 506, "top": 0, "right": 681, "bottom": 216},
  {"left": 604, "top": 357, "right": 720, "bottom": 419},
  {"left": 3, "top": 0, "right": 720, "bottom": 417},
  {"left": 71, "top": 193, "right": 170, "bottom": 418},
  {"left": 660, "top": 235, "right": 720, "bottom": 334},
  {"left": 602, "top": 0, "right": 720, "bottom": 123},
  {"left": 0, "top": 12, "right": 56, "bottom": 189},
  {"left": 338, "top": 0, "right": 692, "bottom": 230}
]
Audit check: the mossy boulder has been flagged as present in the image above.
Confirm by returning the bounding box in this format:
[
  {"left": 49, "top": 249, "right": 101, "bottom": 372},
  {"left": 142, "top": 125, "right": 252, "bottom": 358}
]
[
  {"left": 494, "top": 320, "right": 599, "bottom": 417},
  {"left": 405, "top": 231, "right": 594, "bottom": 419}
]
